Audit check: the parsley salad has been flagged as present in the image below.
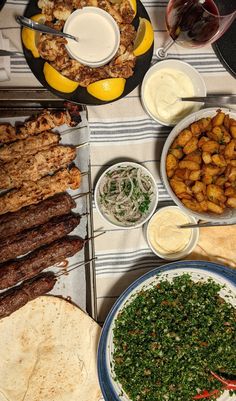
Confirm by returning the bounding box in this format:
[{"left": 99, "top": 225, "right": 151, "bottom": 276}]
[{"left": 113, "top": 274, "right": 236, "bottom": 401}]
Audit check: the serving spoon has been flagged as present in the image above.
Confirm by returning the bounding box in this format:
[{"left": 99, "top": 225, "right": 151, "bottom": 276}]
[
  {"left": 179, "top": 94, "right": 236, "bottom": 105},
  {"left": 15, "top": 16, "right": 79, "bottom": 42},
  {"left": 178, "top": 220, "right": 236, "bottom": 228}
]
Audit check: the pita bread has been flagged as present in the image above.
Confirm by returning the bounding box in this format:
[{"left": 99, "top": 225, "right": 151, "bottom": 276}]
[{"left": 0, "top": 296, "right": 102, "bottom": 401}]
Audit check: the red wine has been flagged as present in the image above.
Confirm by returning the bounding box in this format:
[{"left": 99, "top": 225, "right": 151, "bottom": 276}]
[{"left": 166, "top": 0, "right": 220, "bottom": 47}]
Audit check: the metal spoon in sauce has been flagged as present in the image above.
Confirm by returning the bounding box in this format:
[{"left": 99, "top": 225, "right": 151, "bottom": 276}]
[
  {"left": 16, "top": 16, "right": 79, "bottom": 42},
  {"left": 179, "top": 94, "right": 236, "bottom": 105}
]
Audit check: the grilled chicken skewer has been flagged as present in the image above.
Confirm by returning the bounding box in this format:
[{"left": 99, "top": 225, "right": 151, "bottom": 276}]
[
  {"left": 0, "top": 145, "right": 76, "bottom": 190},
  {"left": 0, "top": 192, "right": 76, "bottom": 240},
  {"left": 0, "top": 131, "right": 60, "bottom": 163},
  {"left": 0, "top": 213, "right": 81, "bottom": 263},
  {"left": 0, "top": 236, "right": 84, "bottom": 290},
  {"left": 0, "top": 109, "right": 81, "bottom": 144},
  {"left": 0, "top": 166, "right": 81, "bottom": 215},
  {"left": 0, "top": 273, "right": 57, "bottom": 319}
]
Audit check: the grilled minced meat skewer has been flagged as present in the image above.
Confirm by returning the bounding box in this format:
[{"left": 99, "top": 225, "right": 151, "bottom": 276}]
[
  {"left": 0, "top": 145, "right": 76, "bottom": 190},
  {"left": 0, "top": 213, "right": 81, "bottom": 263},
  {"left": 0, "top": 273, "right": 57, "bottom": 319},
  {"left": 0, "top": 236, "right": 84, "bottom": 290},
  {"left": 0, "top": 193, "right": 76, "bottom": 240},
  {"left": 0, "top": 131, "right": 60, "bottom": 163},
  {"left": 0, "top": 166, "right": 81, "bottom": 215}
]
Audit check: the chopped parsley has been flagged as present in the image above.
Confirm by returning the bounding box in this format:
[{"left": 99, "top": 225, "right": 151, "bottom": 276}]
[{"left": 113, "top": 274, "right": 236, "bottom": 401}]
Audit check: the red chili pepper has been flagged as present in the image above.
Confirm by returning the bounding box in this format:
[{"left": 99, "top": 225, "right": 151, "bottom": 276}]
[
  {"left": 210, "top": 371, "right": 236, "bottom": 390},
  {"left": 193, "top": 389, "right": 220, "bottom": 399}
]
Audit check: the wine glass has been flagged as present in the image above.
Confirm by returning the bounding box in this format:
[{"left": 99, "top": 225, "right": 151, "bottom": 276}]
[{"left": 157, "top": 0, "right": 236, "bottom": 59}]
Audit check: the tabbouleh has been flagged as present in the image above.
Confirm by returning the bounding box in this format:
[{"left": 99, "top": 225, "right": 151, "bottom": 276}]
[{"left": 113, "top": 274, "right": 236, "bottom": 401}]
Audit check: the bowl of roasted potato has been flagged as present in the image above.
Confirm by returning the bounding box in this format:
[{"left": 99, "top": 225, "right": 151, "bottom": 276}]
[{"left": 161, "top": 107, "right": 236, "bottom": 222}]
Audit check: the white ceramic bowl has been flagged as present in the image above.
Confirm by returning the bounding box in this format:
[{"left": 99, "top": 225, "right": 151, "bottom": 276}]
[
  {"left": 146, "top": 206, "right": 199, "bottom": 260},
  {"left": 141, "top": 59, "right": 206, "bottom": 126},
  {"left": 160, "top": 107, "right": 236, "bottom": 222},
  {"left": 63, "top": 7, "right": 120, "bottom": 67},
  {"left": 98, "top": 262, "right": 236, "bottom": 401},
  {"left": 94, "top": 162, "right": 159, "bottom": 229}
]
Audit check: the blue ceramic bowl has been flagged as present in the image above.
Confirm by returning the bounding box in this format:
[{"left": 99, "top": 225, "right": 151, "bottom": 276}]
[{"left": 97, "top": 260, "right": 236, "bottom": 401}]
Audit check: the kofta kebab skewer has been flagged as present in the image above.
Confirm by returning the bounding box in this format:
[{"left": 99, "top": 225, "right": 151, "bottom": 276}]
[
  {"left": 0, "top": 166, "right": 81, "bottom": 215},
  {"left": 0, "top": 109, "right": 81, "bottom": 144},
  {"left": 0, "top": 213, "right": 81, "bottom": 263},
  {"left": 0, "top": 273, "right": 57, "bottom": 319},
  {"left": 0, "top": 236, "right": 85, "bottom": 290},
  {"left": 0, "top": 192, "right": 76, "bottom": 239},
  {"left": 0, "top": 256, "right": 96, "bottom": 320}
]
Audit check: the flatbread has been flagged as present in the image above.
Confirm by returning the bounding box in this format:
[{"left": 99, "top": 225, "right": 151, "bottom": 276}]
[{"left": 0, "top": 296, "right": 102, "bottom": 401}]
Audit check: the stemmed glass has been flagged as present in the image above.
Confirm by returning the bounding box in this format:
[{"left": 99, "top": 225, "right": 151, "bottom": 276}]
[{"left": 157, "top": 0, "right": 236, "bottom": 59}]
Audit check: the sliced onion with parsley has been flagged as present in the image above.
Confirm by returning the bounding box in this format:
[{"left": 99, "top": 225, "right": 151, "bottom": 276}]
[{"left": 99, "top": 166, "right": 154, "bottom": 225}]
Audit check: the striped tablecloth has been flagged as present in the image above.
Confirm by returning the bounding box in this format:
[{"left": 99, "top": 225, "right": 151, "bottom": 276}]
[{"left": 1, "top": 0, "right": 236, "bottom": 324}]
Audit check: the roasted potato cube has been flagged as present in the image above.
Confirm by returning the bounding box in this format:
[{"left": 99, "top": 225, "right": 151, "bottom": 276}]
[
  {"left": 199, "top": 200, "right": 208, "bottom": 212},
  {"left": 178, "top": 192, "right": 192, "bottom": 200},
  {"left": 225, "top": 186, "right": 236, "bottom": 197},
  {"left": 195, "top": 192, "right": 205, "bottom": 202},
  {"left": 220, "top": 127, "right": 231, "bottom": 144},
  {"left": 211, "top": 154, "right": 227, "bottom": 167},
  {"left": 230, "top": 160, "right": 236, "bottom": 167},
  {"left": 202, "top": 151, "right": 212, "bottom": 164},
  {"left": 189, "top": 170, "right": 201, "bottom": 181},
  {"left": 178, "top": 160, "right": 200, "bottom": 171},
  {"left": 228, "top": 166, "right": 236, "bottom": 182},
  {"left": 190, "top": 122, "right": 201, "bottom": 136},
  {"left": 223, "top": 114, "right": 230, "bottom": 130},
  {"left": 170, "top": 138, "right": 180, "bottom": 149},
  {"left": 177, "top": 129, "right": 192, "bottom": 146},
  {"left": 174, "top": 168, "right": 190, "bottom": 180},
  {"left": 206, "top": 184, "right": 226, "bottom": 203},
  {"left": 215, "top": 176, "right": 227, "bottom": 186},
  {"left": 198, "top": 117, "right": 211, "bottom": 132},
  {"left": 182, "top": 198, "right": 202, "bottom": 212},
  {"left": 183, "top": 137, "right": 198, "bottom": 154},
  {"left": 203, "top": 165, "right": 221, "bottom": 176},
  {"left": 192, "top": 181, "right": 206, "bottom": 194},
  {"left": 226, "top": 197, "right": 236, "bottom": 208},
  {"left": 230, "top": 125, "right": 236, "bottom": 139},
  {"left": 184, "top": 150, "right": 202, "bottom": 164},
  {"left": 169, "top": 147, "right": 183, "bottom": 159},
  {"left": 212, "top": 111, "right": 225, "bottom": 127},
  {"left": 198, "top": 136, "right": 210, "bottom": 147},
  {"left": 170, "top": 179, "right": 188, "bottom": 195},
  {"left": 201, "top": 140, "right": 220, "bottom": 154},
  {"left": 225, "top": 140, "right": 236, "bottom": 159},
  {"left": 167, "top": 169, "right": 175, "bottom": 178},
  {"left": 166, "top": 154, "right": 178, "bottom": 171},
  {"left": 202, "top": 174, "right": 213, "bottom": 185},
  {"left": 207, "top": 201, "right": 224, "bottom": 214},
  {"left": 207, "top": 130, "right": 221, "bottom": 142}
]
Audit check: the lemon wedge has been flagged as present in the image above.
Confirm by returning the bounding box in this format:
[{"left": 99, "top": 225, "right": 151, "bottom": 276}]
[
  {"left": 43, "top": 62, "right": 79, "bottom": 93},
  {"left": 133, "top": 18, "right": 154, "bottom": 56},
  {"left": 21, "top": 14, "right": 46, "bottom": 58},
  {"left": 87, "top": 78, "right": 126, "bottom": 101}
]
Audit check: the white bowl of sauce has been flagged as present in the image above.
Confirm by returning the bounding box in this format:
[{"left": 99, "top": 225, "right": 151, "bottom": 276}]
[
  {"left": 146, "top": 206, "right": 199, "bottom": 260},
  {"left": 141, "top": 59, "right": 206, "bottom": 126},
  {"left": 63, "top": 7, "right": 120, "bottom": 68}
]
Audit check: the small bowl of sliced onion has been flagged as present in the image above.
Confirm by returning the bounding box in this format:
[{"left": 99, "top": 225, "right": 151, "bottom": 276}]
[{"left": 94, "top": 162, "right": 159, "bottom": 229}]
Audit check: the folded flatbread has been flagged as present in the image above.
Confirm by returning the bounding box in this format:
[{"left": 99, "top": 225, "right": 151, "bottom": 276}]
[{"left": 0, "top": 296, "right": 102, "bottom": 401}]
